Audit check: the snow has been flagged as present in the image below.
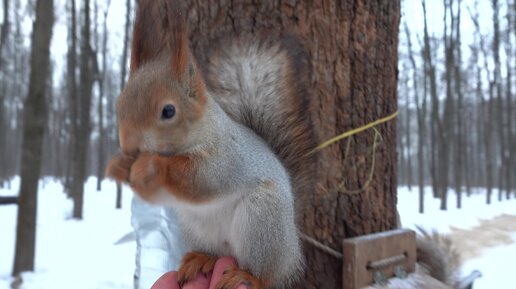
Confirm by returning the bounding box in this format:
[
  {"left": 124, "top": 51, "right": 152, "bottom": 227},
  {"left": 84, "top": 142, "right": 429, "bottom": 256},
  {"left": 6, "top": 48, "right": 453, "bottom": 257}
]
[
  {"left": 398, "top": 187, "right": 516, "bottom": 233},
  {"left": 398, "top": 187, "right": 516, "bottom": 289},
  {"left": 1, "top": 180, "right": 515, "bottom": 289},
  {"left": 0, "top": 177, "right": 136, "bottom": 289}
]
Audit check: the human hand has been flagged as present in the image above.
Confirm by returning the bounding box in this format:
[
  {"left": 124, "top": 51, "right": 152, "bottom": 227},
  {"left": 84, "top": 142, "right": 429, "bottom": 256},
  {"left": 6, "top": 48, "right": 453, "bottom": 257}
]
[{"left": 151, "top": 257, "right": 247, "bottom": 289}]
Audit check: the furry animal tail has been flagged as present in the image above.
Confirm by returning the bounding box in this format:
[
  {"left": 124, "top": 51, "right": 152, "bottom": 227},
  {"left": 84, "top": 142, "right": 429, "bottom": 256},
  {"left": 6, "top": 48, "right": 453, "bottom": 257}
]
[
  {"left": 205, "top": 36, "right": 316, "bottom": 197},
  {"left": 416, "top": 226, "right": 462, "bottom": 288}
]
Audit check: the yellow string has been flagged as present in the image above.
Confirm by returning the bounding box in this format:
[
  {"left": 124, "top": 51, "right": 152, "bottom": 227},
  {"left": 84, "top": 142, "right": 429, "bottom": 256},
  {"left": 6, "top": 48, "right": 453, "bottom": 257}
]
[
  {"left": 335, "top": 127, "right": 382, "bottom": 195},
  {"left": 305, "top": 110, "right": 399, "bottom": 156}
]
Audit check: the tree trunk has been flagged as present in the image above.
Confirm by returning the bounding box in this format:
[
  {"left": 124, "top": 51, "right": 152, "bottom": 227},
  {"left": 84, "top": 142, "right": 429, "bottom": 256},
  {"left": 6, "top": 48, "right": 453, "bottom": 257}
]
[
  {"left": 422, "top": 0, "right": 440, "bottom": 199},
  {"left": 0, "top": 0, "right": 10, "bottom": 70},
  {"left": 71, "top": 0, "right": 93, "bottom": 219},
  {"left": 453, "top": 0, "right": 463, "bottom": 209},
  {"left": 491, "top": 0, "right": 505, "bottom": 202},
  {"left": 188, "top": 1, "right": 400, "bottom": 288},
  {"left": 0, "top": 0, "right": 10, "bottom": 184},
  {"left": 65, "top": 0, "right": 78, "bottom": 195},
  {"left": 404, "top": 22, "right": 426, "bottom": 213},
  {"left": 96, "top": 1, "right": 111, "bottom": 192},
  {"left": 115, "top": 0, "right": 132, "bottom": 209},
  {"left": 506, "top": 5, "right": 514, "bottom": 199},
  {"left": 12, "top": 0, "right": 54, "bottom": 276},
  {"left": 404, "top": 75, "right": 413, "bottom": 191}
]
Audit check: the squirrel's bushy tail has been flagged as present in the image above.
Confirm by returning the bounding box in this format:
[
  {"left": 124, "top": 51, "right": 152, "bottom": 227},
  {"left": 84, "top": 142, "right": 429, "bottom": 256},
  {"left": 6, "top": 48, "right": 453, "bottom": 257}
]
[
  {"left": 205, "top": 36, "right": 316, "bottom": 196},
  {"left": 416, "top": 226, "right": 462, "bottom": 288}
]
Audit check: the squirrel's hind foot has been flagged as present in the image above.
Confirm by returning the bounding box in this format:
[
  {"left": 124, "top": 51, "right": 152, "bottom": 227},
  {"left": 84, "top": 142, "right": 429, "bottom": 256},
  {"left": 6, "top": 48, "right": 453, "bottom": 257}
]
[
  {"left": 177, "top": 251, "right": 217, "bottom": 286},
  {"left": 215, "top": 266, "right": 266, "bottom": 289}
]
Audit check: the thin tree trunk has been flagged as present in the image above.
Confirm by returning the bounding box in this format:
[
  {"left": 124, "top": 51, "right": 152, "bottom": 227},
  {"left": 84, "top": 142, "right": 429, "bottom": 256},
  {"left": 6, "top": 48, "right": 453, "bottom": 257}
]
[
  {"left": 492, "top": 0, "right": 506, "bottom": 202},
  {"left": 65, "top": 0, "right": 78, "bottom": 195},
  {"left": 422, "top": 0, "right": 440, "bottom": 199},
  {"left": 469, "top": 4, "right": 494, "bottom": 204},
  {"left": 404, "top": 22, "right": 426, "bottom": 213},
  {"left": 71, "top": 0, "right": 93, "bottom": 219},
  {"left": 96, "top": 0, "right": 111, "bottom": 191},
  {"left": 405, "top": 76, "right": 413, "bottom": 191},
  {"left": 0, "top": 0, "right": 10, "bottom": 70},
  {"left": 0, "top": 0, "right": 10, "bottom": 184},
  {"left": 504, "top": 5, "right": 513, "bottom": 199},
  {"left": 115, "top": 0, "right": 132, "bottom": 209},
  {"left": 453, "top": 0, "right": 463, "bottom": 208},
  {"left": 438, "top": 0, "right": 456, "bottom": 211},
  {"left": 12, "top": 0, "right": 54, "bottom": 276}
]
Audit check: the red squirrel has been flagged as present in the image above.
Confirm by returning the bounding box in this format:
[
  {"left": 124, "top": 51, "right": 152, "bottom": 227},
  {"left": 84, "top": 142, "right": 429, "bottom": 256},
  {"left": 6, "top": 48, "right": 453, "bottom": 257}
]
[{"left": 106, "top": 0, "right": 315, "bottom": 288}]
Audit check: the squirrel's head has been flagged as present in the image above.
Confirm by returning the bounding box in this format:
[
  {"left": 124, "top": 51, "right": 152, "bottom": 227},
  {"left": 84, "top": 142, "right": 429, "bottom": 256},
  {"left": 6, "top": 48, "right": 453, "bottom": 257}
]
[{"left": 117, "top": 0, "right": 207, "bottom": 156}]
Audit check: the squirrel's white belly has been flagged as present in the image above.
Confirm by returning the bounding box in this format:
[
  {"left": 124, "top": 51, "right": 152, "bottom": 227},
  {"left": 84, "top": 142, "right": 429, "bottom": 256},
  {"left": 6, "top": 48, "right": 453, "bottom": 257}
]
[{"left": 170, "top": 192, "right": 242, "bottom": 257}]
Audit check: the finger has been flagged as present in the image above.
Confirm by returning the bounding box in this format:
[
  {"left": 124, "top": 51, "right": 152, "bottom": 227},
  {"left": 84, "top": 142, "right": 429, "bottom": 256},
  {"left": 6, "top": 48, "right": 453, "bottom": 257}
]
[
  {"left": 183, "top": 272, "right": 210, "bottom": 289},
  {"left": 151, "top": 271, "right": 181, "bottom": 289},
  {"left": 209, "top": 257, "right": 238, "bottom": 289}
]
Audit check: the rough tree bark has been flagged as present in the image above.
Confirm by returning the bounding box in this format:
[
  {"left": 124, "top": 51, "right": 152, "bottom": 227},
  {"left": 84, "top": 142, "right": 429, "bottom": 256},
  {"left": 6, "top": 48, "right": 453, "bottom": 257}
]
[
  {"left": 188, "top": 1, "right": 399, "bottom": 288},
  {"left": 12, "top": 0, "right": 54, "bottom": 276}
]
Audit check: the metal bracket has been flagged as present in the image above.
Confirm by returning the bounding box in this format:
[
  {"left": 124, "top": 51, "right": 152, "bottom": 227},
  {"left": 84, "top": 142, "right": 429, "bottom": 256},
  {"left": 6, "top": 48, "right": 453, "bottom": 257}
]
[
  {"left": 394, "top": 266, "right": 408, "bottom": 279},
  {"left": 373, "top": 270, "right": 388, "bottom": 286}
]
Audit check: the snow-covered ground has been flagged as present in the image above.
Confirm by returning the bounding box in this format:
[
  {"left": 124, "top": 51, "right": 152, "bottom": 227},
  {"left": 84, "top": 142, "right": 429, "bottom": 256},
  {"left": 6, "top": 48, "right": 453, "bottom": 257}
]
[
  {"left": 398, "top": 186, "right": 516, "bottom": 289},
  {"left": 1, "top": 179, "right": 515, "bottom": 289},
  {"left": 0, "top": 177, "right": 136, "bottom": 289}
]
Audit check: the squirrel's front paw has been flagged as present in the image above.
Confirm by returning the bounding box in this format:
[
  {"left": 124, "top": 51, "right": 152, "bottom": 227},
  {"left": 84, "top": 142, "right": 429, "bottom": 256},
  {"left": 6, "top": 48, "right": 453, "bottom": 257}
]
[
  {"left": 129, "top": 153, "right": 162, "bottom": 200},
  {"left": 105, "top": 153, "right": 136, "bottom": 183}
]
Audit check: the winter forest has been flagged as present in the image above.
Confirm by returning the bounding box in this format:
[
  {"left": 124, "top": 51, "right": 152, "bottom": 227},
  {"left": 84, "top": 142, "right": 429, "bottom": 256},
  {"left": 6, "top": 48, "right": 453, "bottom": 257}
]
[
  {"left": 0, "top": 0, "right": 515, "bottom": 289},
  {"left": 398, "top": 0, "right": 516, "bottom": 211},
  {"left": 0, "top": 0, "right": 132, "bottom": 215}
]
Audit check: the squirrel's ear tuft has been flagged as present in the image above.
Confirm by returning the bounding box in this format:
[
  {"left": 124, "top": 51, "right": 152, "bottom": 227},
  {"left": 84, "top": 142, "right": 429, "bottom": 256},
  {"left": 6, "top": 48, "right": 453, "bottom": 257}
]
[
  {"left": 129, "top": 0, "right": 166, "bottom": 73},
  {"left": 165, "top": 2, "right": 206, "bottom": 100},
  {"left": 165, "top": 2, "right": 190, "bottom": 78}
]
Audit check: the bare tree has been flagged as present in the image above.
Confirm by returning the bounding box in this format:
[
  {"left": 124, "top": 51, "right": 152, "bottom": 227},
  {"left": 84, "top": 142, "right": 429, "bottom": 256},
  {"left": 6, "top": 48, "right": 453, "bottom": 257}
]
[
  {"left": 506, "top": 0, "right": 515, "bottom": 199},
  {"left": 404, "top": 22, "right": 427, "bottom": 213},
  {"left": 422, "top": 0, "right": 440, "bottom": 199},
  {"left": 469, "top": 3, "right": 495, "bottom": 204},
  {"left": 95, "top": 0, "right": 112, "bottom": 191},
  {"left": 0, "top": 0, "right": 10, "bottom": 70},
  {"left": 12, "top": 0, "right": 54, "bottom": 276},
  {"left": 71, "top": 0, "right": 93, "bottom": 219},
  {"left": 65, "top": 0, "right": 78, "bottom": 194},
  {"left": 0, "top": 0, "right": 10, "bottom": 184},
  {"left": 491, "top": 0, "right": 507, "bottom": 202},
  {"left": 114, "top": 0, "right": 132, "bottom": 209},
  {"left": 452, "top": 0, "right": 464, "bottom": 208}
]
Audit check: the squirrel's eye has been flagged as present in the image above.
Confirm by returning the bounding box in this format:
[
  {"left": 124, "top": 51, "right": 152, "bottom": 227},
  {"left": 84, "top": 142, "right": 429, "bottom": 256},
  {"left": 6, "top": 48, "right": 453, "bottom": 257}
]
[{"left": 161, "top": 104, "right": 176, "bottom": 120}]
